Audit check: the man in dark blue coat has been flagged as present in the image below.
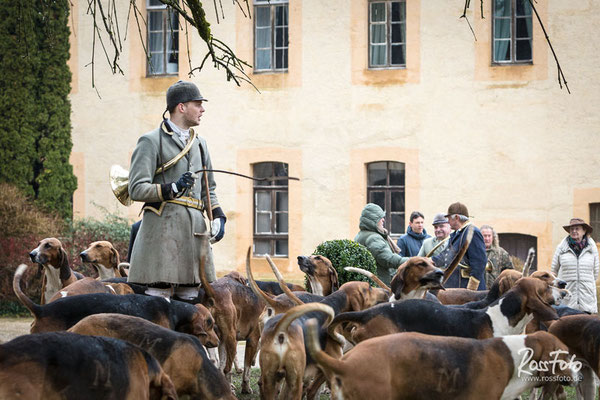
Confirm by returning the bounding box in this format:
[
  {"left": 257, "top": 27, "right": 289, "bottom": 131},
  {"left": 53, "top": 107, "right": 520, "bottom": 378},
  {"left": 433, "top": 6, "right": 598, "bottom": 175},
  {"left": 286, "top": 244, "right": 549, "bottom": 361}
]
[
  {"left": 432, "top": 202, "right": 487, "bottom": 290},
  {"left": 396, "top": 211, "right": 431, "bottom": 257}
]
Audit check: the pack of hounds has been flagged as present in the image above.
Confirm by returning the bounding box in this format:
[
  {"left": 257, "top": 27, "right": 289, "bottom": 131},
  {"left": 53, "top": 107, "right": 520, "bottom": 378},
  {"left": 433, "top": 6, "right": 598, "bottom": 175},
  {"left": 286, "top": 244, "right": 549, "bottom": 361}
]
[{"left": 2, "top": 237, "right": 600, "bottom": 400}]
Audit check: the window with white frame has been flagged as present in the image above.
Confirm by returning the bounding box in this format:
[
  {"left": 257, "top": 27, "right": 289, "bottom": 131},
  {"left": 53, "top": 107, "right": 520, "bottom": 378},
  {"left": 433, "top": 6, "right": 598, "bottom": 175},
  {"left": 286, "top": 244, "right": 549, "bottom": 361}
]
[
  {"left": 253, "top": 162, "right": 289, "bottom": 257},
  {"left": 147, "top": 0, "right": 179, "bottom": 75},
  {"left": 366, "top": 161, "right": 405, "bottom": 237},
  {"left": 369, "top": 0, "right": 406, "bottom": 68},
  {"left": 492, "top": 0, "right": 532, "bottom": 63},
  {"left": 590, "top": 203, "right": 600, "bottom": 243},
  {"left": 254, "top": 0, "right": 289, "bottom": 72}
]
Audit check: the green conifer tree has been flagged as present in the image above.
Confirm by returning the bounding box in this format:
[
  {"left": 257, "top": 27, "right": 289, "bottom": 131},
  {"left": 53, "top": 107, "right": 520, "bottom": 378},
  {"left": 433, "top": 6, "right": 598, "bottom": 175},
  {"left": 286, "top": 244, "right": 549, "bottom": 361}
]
[{"left": 0, "top": 0, "right": 77, "bottom": 218}]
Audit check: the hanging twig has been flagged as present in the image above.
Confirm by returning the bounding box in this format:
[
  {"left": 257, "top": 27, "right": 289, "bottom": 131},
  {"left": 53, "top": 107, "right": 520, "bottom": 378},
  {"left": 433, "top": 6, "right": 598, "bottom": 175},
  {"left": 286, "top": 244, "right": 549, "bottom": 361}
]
[
  {"left": 527, "top": 0, "right": 570, "bottom": 93},
  {"left": 460, "top": 0, "right": 477, "bottom": 41}
]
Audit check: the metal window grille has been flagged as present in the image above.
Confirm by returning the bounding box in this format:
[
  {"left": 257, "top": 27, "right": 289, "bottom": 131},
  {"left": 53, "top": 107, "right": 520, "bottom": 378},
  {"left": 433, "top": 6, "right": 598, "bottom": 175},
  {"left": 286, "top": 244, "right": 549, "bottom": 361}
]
[
  {"left": 368, "top": 0, "right": 406, "bottom": 68},
  {"left": 147, "top": 0, "right": 179, "bottom": 75},
  {"left": 254, "top": 1, "right": 289, "bottom": 72},
  {"left": 253, "top": 162, "right": 289, "bottom": 257},
  {"left": 366, "top": 161, "right": 405, "bottom": 237},
  {"left": 492, "top": 0, "right": 533, "bottom": 63}
]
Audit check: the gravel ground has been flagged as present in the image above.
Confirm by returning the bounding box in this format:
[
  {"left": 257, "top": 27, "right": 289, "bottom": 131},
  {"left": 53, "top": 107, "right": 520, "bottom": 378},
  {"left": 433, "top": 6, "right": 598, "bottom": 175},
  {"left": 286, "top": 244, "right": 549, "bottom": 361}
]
[{"left": 0, "top": 317, "right": 33, "bottom": 343}]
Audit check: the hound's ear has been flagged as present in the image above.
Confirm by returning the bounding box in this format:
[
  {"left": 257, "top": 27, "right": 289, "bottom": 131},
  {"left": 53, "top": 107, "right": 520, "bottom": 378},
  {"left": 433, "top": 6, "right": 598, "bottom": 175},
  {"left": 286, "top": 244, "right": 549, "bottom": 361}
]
[
  {"left": 109, "top": 246, "right": 120, "bottom": 267},
  {"left": 329, "top": 266, "right": 339, "bottom": 292},
  {"left": 205, "top": 297, "right": 216, "bottom": 309},
  {"left": 498, "top": 275, "right": 513, "bottom": 296},
  {"left": 526, "top": 290, "right": 559, "bottom": 322},
  {"left": 390, "top": 264, "right": 408, "bottom": 299},
  {"left": 58, "top": 247, "right": 71, "bottom": 280}
]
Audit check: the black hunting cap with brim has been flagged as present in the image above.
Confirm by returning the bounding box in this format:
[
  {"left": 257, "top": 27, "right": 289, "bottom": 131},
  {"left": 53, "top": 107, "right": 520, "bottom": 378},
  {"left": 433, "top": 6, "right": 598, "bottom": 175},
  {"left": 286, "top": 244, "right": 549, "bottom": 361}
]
[
  {"left": 166, "top": 80, "right": 208, "bottom": 111},
  {"left": 445, "top": 202, "right": 470, "bottom": 218},
  {"left": 563, "top": 218, "right": 593, "bottom": 234}
]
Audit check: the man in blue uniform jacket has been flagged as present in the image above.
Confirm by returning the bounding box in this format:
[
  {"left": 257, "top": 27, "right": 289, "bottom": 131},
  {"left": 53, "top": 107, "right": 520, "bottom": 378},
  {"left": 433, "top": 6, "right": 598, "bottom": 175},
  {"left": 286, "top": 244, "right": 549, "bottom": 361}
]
[{"left": 432, "top": 202, "right": 487, "bottom": 290}]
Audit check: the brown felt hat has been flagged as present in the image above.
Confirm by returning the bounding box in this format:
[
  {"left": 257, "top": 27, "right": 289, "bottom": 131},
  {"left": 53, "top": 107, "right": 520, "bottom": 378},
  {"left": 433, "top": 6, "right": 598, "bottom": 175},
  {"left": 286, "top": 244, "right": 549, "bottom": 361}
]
[
  {"left": 445, "top": 202, "right": 469, "bottom": 218},
  {"left": 563, "top": 218, "right": 593, "bottom": 234}
]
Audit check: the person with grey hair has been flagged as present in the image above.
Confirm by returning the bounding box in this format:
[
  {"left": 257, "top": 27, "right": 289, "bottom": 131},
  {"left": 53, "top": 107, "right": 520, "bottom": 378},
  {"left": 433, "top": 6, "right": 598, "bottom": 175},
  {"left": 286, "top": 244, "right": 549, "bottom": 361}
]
[
  {"left": 432, "top": 202, "right": 486, "bottom": 290},
  {"left": 418, "top": 213, "right": 451, "bottom": 257},
  {"left": 480, "top": 224, "right": 514, "bottom": 289},
  {"left": 127, "top": 80, "right": 226, "bottom": 300}
]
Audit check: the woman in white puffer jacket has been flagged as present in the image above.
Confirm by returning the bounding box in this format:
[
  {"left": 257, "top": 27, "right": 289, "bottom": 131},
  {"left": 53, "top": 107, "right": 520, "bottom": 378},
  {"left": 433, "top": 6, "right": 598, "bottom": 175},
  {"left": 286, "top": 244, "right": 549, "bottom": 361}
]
[{"left": 551, "top": 218, "right": 599, "bottom": 313}]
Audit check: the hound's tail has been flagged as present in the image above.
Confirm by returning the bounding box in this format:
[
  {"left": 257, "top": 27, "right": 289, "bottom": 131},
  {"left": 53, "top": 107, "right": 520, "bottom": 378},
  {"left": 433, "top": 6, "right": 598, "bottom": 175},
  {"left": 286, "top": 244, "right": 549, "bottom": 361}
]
[
  {"left": 13, "top": 264, "right": 40, "bottom": 317},
  {"left": 306, "top": 318, "right": 346, "bottom": 375},
  {"left": 245, "top": 247, "right": 295, "bottom": 314},
  {"left": 344, "top": 267, "right": 391, "bottom": 292},
  {"left": 272, "top": 303, "right": 335, "bottom": 342},
  {"left": 265, "top": 254, "right": 304, "bottom": 306}
]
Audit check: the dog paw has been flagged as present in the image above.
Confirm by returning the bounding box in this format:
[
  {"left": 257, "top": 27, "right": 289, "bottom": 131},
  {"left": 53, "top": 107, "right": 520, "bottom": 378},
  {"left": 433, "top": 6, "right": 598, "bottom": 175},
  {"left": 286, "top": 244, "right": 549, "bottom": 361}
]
[{"left": 241, "top": 382, "right": 253, "bottom": 394}]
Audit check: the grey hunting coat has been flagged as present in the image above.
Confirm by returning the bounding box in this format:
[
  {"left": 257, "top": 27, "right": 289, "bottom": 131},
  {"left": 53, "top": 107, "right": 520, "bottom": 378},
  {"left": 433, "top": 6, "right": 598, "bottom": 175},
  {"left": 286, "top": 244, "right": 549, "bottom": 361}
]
[{"left": 128, "top": 121, "right": 220, "bottom": 285}]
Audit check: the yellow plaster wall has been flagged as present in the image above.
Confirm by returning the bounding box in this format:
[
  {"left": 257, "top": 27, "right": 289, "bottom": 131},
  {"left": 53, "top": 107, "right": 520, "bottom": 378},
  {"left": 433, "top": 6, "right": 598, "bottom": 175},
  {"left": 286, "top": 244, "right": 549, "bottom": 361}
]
[{"left": 68, "top": 0, "right": 600, "bottom": 276}]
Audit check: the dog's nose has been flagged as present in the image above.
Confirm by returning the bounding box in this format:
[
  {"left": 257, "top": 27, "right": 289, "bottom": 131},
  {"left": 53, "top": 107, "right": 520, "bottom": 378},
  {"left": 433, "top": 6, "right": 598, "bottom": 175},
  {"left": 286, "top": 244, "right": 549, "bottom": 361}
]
[
  {"left": 297, "top": 256, "right": 307, "bottom": 263},
  {"left": 557, "top": 280, "right": 567, "bottom": 289},
  {"left": 80, "top": 252, "right": 88, "bottom": 261},
  {"left": 434, "top": 269, "right": 444, "bottom": 278},
  {"left": 29, "top": 251, "right": 37, "bottom": 262}
]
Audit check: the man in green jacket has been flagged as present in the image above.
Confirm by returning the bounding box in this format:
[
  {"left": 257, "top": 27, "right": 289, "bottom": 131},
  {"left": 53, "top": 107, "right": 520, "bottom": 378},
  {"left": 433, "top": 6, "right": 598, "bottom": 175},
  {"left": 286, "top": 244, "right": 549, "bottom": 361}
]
[{"left": 354, "top": 203, "right": 408, "bottom": 285}]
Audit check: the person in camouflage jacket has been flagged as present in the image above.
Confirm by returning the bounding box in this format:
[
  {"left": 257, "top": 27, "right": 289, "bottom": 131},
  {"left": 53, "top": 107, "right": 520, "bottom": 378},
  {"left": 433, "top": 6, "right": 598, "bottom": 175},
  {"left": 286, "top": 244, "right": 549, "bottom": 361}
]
[{"left": 480, "top": 225, "right": 514, "bottom": 289}]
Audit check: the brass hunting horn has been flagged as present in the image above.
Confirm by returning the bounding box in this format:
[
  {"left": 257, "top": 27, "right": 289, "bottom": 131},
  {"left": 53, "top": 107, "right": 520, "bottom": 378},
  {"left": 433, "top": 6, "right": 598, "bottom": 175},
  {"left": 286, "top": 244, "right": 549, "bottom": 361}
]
[{"left": 109, "top": 129, "right": 198, "bottom": 206}]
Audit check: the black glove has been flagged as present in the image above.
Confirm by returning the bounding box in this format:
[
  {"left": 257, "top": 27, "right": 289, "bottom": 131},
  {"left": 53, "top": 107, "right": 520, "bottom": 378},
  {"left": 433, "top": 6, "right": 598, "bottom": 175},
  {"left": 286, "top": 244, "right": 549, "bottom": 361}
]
[
  {"left": 175, "top": 172, "right": 195, "bottom": 193},
  {"left": 210, "top": 217, "right": 226, "bottom": 243}
]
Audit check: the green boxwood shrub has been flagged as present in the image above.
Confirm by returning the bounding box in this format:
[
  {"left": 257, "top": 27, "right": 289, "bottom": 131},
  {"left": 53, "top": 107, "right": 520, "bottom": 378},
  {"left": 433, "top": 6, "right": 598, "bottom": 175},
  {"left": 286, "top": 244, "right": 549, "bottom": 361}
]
[{"left": 312, "top": 239, "right": 377, "bottom": 286}]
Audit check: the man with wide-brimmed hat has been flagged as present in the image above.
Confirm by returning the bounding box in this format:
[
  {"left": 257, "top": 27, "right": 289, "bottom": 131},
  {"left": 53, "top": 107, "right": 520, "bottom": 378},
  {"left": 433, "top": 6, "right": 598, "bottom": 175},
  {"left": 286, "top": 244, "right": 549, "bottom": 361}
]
[
  {"left": 417, "top": 213, "right": 451, "bottom": 257},
  {"left": 551, "top": 218, "right": 599, "bottom": 313},
  {"left": 127, "top": 80, "right": 226, "bottom": 300},
  {"left": 432, "top": 202, "right": 487, "bottom": 290}
]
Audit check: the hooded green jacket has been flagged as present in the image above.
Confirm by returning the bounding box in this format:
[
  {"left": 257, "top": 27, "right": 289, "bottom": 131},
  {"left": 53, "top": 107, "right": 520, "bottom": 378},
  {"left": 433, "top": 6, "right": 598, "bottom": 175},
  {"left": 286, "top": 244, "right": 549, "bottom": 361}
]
[{"left": 354, "top": 203, "right": 408, "bottom": 284}]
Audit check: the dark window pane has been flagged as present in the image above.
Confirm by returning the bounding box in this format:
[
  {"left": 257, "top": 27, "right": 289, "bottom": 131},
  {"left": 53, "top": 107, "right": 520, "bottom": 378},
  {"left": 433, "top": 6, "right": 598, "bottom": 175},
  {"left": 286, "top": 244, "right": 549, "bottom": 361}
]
[
  {"left": 516, "top": 18, "right": 531, "bottom": 38},
  {"left": 282, "top": 49, "right": 288, "bottom": 68},
  {"left": 390, "top": 191, "right": 404, "bottom": 212},
  {"left": 516, "top": 39, "right": 532, "bottom": 61},
  {"left": 590, "top": 203, "right": 600, "bottom": 243},
  {"left": 391, "top": 213, "right": 405, "bottom": 235},
  {"left": 276, "top": 27, "right": 285, "bottom": 47},
  {"left": 391, "top": 44, "right": 405, "bottom": 65},
  {"left": 516, "top": 0, "right": 531, "bottom": 16},
  {"left": 494, "top": 39, "right": 511, "bottom": 61},
  {"left": 389, "top": 162, "right": 405, "bottom": 186},
  {"left": 369, "top": 191, "right": 385, "bottom": 210},
  {"left": 167, "top": 10, "right": 178, "bottom": 30},
  {"left": 368, "top": 162, "right": 387, "bottom": 186},
  {"left": 391, "top": 23, "right": 404, "bottom": 43},
  {"left": 275, "top": 240, "right": 288, "bottom": 256},
  {"left": 276, "top": 213, "right": 288, "bottom": 233},
  {"left": 273, "top": 162, "right": 288, "bottom": 179},
  {"left": 371, "top": 2, "right": 386, "bottom": 22},
  {"left": 370, "top": 44, "right": 386, "bottom": 66},
  {"left": 276, "top": 191, "right": 288, "bottom": 211},
  {"left": 494, "top": 0, "right": 510, "bottom": 17},
  {"left": 275, "top": 5, "right": 287, "bottom": 26},
  {"left": 391, "top": 1, "right": 405, "bottom": 22},
  {"left": 149, "top": 0, "right": 164, "bottom": 6},
  {"left": 254, "top": 239, "right": 271, "bottom": 256}
]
